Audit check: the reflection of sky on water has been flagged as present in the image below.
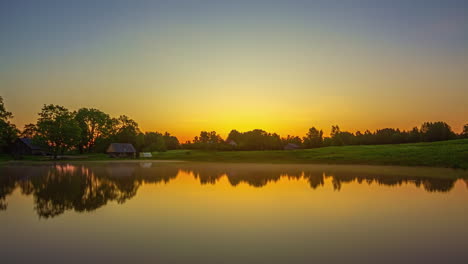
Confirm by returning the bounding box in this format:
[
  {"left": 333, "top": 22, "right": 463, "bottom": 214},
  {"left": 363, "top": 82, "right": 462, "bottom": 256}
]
[{"left": 1, "top": 162, "right": 467, "bottom": 218}]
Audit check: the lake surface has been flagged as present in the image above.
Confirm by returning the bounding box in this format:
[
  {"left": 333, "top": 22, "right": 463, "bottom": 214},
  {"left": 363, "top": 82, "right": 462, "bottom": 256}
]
[{"left": 1, "top": 162, "right": 468, "bottom": 263}]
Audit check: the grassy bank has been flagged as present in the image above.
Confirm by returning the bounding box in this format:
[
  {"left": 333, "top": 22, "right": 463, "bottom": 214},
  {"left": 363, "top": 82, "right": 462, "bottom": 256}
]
[
  {"left": 1, "top": 139, "right": 467, "bottom": 169},
  {"left": 151, "top": 139, "right": 468, "bottom": 169}
]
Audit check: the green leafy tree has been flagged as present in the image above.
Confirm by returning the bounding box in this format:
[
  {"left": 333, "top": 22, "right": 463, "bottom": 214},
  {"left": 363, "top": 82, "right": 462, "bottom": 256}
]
[
  {"left": 35, "top": 104, "right": 81, "bottom": 159},
  {"left": 303, "top": 127, "right": 323, "bottom": 148},
  {"left": 75, "top": 108, "right": 112, "bottom": 153},
  {"left": 330, "top": 125, "right": 355, "bottom": 146},
  {"left": 163, "top": 132, "right": 179, "bottom": 150},
  {"left": 113, "top": 115, "right": 141, "bottom": 145},
  {"left": 420, "top": 121, "right": 455, "bottom": 142},
  {"left": 282, "top": 135, "right": 303, "bottom": 147},
  {"left": 462, "top": 124, "right": 468, "bottom": 138},
  {"left": 330, "top": 125, "right": 343, "bottom": 146},
  {"left": 193, "top": 131, "right": 223, "bottom": 150},
  {"left": 0, "top": 96, "right": 19, "bottom": 152},
  {"left": 20, "top": 123, "right": 37, "bottom": 138},
  {"left": 407, "top": 127, "right": 420, "bottom": 142},
  {"left": 226, "top": 130, "right": 242, "bottom": 143},
  {"left": 143, "top": 132, "right": 166, "bottom": 152}
]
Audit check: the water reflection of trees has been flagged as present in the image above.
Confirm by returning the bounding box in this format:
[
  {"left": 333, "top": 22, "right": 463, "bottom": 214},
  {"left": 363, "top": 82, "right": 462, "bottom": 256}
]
[
  {"left": 0, "top": 164, "right": 179, "bottom": 218},
  {"left": 0, "top": 163, "right": 465, "bottom": 217}
]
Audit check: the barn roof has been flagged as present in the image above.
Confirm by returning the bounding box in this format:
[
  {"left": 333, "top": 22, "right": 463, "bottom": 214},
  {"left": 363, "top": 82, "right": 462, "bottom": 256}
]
[
  {"left": 284, "top": 143, "right": 300, "bottom": 150},
  {"left": 107, "top": 143, "right": 136, "bottom": 153},
  {"left": 18, "top": 138, "right": 42, "bottom": 150}
]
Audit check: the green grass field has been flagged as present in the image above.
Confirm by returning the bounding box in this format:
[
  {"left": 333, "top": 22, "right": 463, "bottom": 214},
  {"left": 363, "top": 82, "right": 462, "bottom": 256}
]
[
  {"left": 150, "top": 139, "right": 468, "bottom": 169},
  {"left": 2, "top": 139, "right": 467, "bottom": 169}
]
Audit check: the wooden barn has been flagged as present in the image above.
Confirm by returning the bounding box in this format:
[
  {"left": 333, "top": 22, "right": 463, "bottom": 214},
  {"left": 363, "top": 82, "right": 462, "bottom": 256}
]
[
  {"left": 284, "top": 143, "right": 300, "bottom": 150},
  {"left": 12, "top": 138, "right": 45, "bottom": 156},
  {"left": 106, "top": 143, "right": 136, "bottom": 158}
]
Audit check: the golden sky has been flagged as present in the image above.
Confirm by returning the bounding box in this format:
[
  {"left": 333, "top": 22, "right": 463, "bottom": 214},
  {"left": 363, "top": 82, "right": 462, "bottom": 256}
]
[{"left": 1, "top": 1, "right": 467, "bottom": 141}]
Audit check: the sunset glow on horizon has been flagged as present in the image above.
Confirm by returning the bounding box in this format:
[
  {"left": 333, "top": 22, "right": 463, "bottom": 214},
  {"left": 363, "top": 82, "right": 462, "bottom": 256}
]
[{"left": 1, "top": 0, "right": 467, "bottom": 141}]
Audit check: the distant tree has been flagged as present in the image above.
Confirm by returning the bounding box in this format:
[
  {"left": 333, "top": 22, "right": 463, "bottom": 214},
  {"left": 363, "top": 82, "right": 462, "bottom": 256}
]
[
  {"left": 267, "top": 133, "right": 283, "bottom": 150},
  {"left": 330, "top": 125, "right": 354, "bottom": 146},
  {"left": 0, "top": 96, "right": 18, "bottom": 152},
  {"left": 282, "top": 135, "right": 303, "bottom": 147},
  {"left": 193, "top": 131, "right": 223, "bottom": 150},
  {"left": 374, "top": 128, "right": 401, "bottom": 144},
  {"left": 75, "top": 108, "right": 112, "bottom": 153},
  {"left": 407, "top": 127, "right": 421, "bottom": 142},
  {"left": 35, "top": 104, "right": 81, "bottom": 159},
  {"left": 163, "top": 132, "right": 179, "bottom": 150},
  {"left": 226, "top": 130, "right": 242, "bottom": 144},
  {"left": 362, "top": 130, "right": 374, "bottom": 145},
  {"left": 113, "top": 115, "right": 141, "bottom": 145},
  {"left": 338, "top": 131, "right": 355, "bottom": 145},
  {"left": 20, "top": 123, "right": 37, "bottom": 138},
  {"left": 239, "top": 129, "right": 282, "bottom": 150},
  {"left": 303, "top": 127, "right": 323, "bottom": 148},
  {"left": 331, "top": 125, "right": 340, "bottom": 138},
  {"left": 420, "top": 122, "right": 455, "bottom": 142},
  {"left": 322, "top": 137, "right": 332, "bottom": 146},
  {"left": 462, "top": 124, "right": 468, "bottom": 138},
  {"left": 141, "top": 132, "right": 166, "bottom": 152}
]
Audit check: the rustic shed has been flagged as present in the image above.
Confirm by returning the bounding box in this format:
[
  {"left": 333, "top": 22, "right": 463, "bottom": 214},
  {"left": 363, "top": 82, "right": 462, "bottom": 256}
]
[
  {"left": 284, "top": 143, "right": 300, "bottom": 150},
  {"left": 12, "top": 138, "right": 45, "bottom": 156},
  {"left": 106, "top": 143, "right": 136, "bottom": 158}
]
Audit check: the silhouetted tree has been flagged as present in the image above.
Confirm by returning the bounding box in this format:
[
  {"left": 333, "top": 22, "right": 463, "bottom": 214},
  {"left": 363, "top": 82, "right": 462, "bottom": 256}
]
[
  {"left": 226, "top": 130, "right": 242, "bottom": 144},
  {"left": 193, "top": 131, "right": 223, "bottom": 150},
  {"left": 20, "top": 123, "right": 37, "bottom": 138},
  {"left": 407, "top": 127, "right": 421, "bottom": 142},
  {"left": 35, "top": 104, "right": 81, "bottom": 159},
  {"left": 142, "top": 132, "right": 166, "bottom": 152},
  {"left": 330, "top": 126, "right": 355, "bottom": 146},
  {"left": 75, "top": 108, "right": 113, "bottom": 153},
  {"left": 420, "top": 121, "right": 455, "bottom": 142},
  {"left": 0, "top": 96, "right": 18, "bottom": 153},
  {"left": 113, "top": 115, "right": 141, "bottom": 146},
  {"left": 303, "top": 127, "right": 323, "bottom": 148},
  {"left": 375, "top": 128, "right": 402, "bottom": 144},
  {"left": 163, "top": 132, "right": 180, "bottom": 150},
  {"left": 462, "top": 124, "right": 468, "bottom": 138},
  {"left": 282, "top": 135, "right": 303, "bottom": 147}
]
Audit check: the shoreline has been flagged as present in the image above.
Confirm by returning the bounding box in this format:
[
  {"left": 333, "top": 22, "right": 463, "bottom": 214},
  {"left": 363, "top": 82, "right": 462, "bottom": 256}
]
[
  {"left": 1, "top": 139, "right": 467, "bottom": 169},
  {"left": 1, "top": 160, "right": 468, "bottom": 180}
]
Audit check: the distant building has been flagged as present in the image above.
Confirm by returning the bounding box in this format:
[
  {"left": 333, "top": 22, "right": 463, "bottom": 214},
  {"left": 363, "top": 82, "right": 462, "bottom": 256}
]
[
  {"left": 12, "top": 138, "right": 45, "bottom": 156},
  {"left": 139, "top": 152, "right": 152, "bottom": 158},
  {"left": 226, "top": 140, "right": 238, "bottom": 147},
  {"left": 106, "top": 143, "right": 136, "bottom": 158},
  {"left": 284, "top": 143, "right": 300, "bottom": 150}
]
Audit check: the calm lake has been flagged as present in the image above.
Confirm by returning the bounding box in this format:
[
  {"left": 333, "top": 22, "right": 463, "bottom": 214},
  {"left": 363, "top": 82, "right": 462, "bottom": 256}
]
[{"left": 1, "top": 162, "right": 468, "bottom": 263}]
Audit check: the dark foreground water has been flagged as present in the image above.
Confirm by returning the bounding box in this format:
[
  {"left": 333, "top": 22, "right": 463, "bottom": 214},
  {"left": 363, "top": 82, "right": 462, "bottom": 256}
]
[{"left": 1, "top": 162, "right": 468, "bottom": 264}]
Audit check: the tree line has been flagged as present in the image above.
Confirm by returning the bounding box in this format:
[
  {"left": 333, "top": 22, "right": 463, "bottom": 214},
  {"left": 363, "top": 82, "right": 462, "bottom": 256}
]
[
  {"left": 0, "top": 96, "right": 179, "bottom": 157},
  {"left": 182, "top": 122, "right": 468, "bottom": 151},
  {"left": 0, "top": 96, "right": 467, "bottom": 155}
]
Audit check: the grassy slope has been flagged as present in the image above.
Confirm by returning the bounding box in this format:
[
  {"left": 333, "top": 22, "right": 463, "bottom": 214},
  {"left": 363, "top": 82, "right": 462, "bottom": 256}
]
[
  {"left": 151, "top": 139, "right": 468, "bottom": 169},
  {"left": 1, "top": 139, "right": 467, "bottom": 169}
]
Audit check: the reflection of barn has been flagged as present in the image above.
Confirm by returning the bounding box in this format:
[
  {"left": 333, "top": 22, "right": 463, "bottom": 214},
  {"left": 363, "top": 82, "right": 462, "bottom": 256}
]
[
  {"left": 105, "top": 164, "right": 136, "bottom": 177},
  {"left": 106, "top": 143, "right": 136, "bottom": 158},
  {"left": 12, "top": 138, "right": 46, "bottom": 156}
]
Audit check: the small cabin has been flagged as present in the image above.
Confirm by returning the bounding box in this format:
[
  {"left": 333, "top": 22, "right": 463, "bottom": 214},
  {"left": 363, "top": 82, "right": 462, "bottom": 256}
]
[
  {"left": 106, "top": 143, "right": 136, "bottom": 158},
  {"left": 12, "top": 138, "right": 45, "bottom": 156},
  {"left": 284, "top": 143, "right": 300, "bottom": 150}
]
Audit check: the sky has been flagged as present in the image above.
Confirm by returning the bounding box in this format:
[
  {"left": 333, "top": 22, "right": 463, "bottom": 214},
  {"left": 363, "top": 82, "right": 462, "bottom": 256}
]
[{"left": 1, "top": 0, "right": 467, "bottom": 141}]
